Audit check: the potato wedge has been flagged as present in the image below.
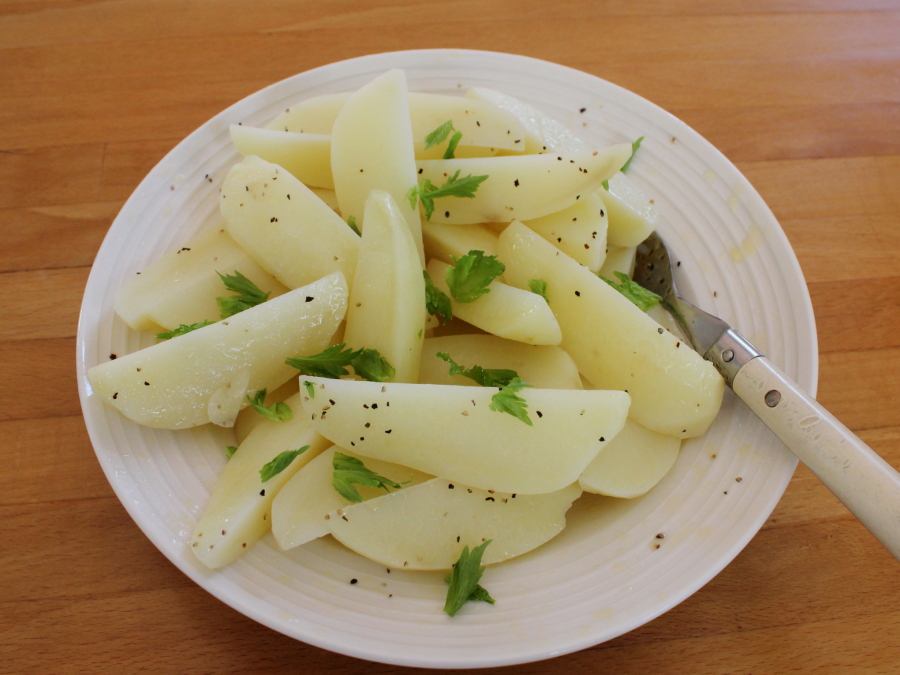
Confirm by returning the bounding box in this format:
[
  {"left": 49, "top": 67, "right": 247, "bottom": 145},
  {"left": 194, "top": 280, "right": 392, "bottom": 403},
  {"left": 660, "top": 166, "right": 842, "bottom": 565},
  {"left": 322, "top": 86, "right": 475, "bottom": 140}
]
[
  {"left": 114, "top": 227, "right": 288, "bottom": 332},
  {"left": 498, "top": 222, "right": 724, "bottom": 438},
  {"left": 598, "top": 245, "right": 636, "bottom": 279},
  {"left": 419, "top": 335, "right": 582, "bottom": 390},
  {"left": 191, "top": 394, "right": 331, "bottom": 568},
  {"left": 422, "top": 222, "right": 499, "bottom": 267},
  {"left": 578, "top": 419, "right": 680, "bottom": 498},
  {"left": 327, "top": 478, "right": 582, "bottom": 570},
  {"left": 343, "top": 190, "right": 426, "bottom": 383},
  {"left": 427, "top": 258, "right": 561, "bottom": 345},
  {"left": 600, "top": 171, "right": 659, "bottom": 247},
  {"left": 221, "top": 156, "right": 359, "bottom": 290},
  {"left": 272, "top": 446, "right": 431, "bottom": 550},
  {"left": 301, "top": 377, "right": 629, "bottom": 494},
  {"left": 229, "top": 125, "right": 333, "bottom": 189},
  {"left": 330, "top": 69, "right": 424, "bottom": 264},
  {"left": 88, "top": 272, "right": 348, "bottom": 429},
  {"left": 415, "top": 146, "right": 630, "bottom": 225},
  {"left": 522, "top": 192, "right": 608, "bottom": 273}
]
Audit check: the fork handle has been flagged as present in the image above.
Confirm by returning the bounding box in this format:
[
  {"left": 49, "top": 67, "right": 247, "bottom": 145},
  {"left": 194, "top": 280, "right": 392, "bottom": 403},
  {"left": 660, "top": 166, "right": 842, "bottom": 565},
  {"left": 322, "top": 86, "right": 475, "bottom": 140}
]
[{"left": 731, "top": 354, "right": 900, "bottom": 560}]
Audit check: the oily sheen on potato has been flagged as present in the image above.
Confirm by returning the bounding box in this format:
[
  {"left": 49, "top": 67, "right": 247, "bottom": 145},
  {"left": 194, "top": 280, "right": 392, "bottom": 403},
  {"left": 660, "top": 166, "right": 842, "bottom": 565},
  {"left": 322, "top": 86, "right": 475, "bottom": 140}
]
[
  {"left": 300, "top": 377, "right": 630, "bottom": 494},
  {"left": 88, "top": 273, "right": 348, "bottom": 429}
]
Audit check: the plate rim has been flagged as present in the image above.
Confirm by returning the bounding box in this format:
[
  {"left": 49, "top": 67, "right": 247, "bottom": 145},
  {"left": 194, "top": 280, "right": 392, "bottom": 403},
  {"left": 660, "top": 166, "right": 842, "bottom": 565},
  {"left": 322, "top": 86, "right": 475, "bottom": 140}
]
[{"left": 76, "top": 47, "right": 818, "bottom": 668}]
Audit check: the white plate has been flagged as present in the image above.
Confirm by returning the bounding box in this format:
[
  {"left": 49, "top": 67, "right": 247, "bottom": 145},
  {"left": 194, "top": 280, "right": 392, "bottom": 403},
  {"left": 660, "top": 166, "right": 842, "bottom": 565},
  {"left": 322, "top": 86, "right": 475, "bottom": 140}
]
[{"left": 76, "top": 49, "right": 816, "bottom": 668}]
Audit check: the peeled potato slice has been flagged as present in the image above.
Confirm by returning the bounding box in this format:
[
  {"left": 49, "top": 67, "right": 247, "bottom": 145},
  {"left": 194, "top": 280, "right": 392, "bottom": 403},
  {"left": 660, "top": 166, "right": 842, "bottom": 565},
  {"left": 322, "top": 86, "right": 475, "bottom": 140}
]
[
  {"left": 221, "top": 156, "right": 359, "bottom": 290},
  {"left": 229, "top": 125, "right": 333, "bottom": 189},
  {"left": 578, "top": 419, "right": 681, "bottom": 498},
  {"left": 498, "top": 222, "right": 724, "bottom": 438},
  {"left": 89, "top": 273, "right": 348, "bottom": 429},
  {"left": 522, "top": 192, "right": 608, "bottom": 273},
  {"left": 191, "top": 394, "right": 331, "bottom": 568},
  {"left": 427, "top": 258, "right": 561, "bottom": 346},
  {"left": 415, "top": 146, "right": 630, "bottom": 225},
  {"left": 422, "top": 222, "right": 500, "bottom": 267},
  {"left": 114, "top": 227, "right": 288, "bottom": 333},
  {"left": 343, "top": 190, "right": 426, "bottom": 383},
  {"left": 300, "top": 376, "right": 629, "bottom": 494},
  {"left": 327, "top": 478, "right": 582, "bottom": 570},
  {"left": 272, "top": 446, "right": 431, "bottom": 550},
  {"left": 600, "top": 171, "right": 659, "bottom": 247},
  {"left": 599, "top": 245, "right": 636, "bottom": 279},
  {"left": 419, "top": 335, "right": 582, "bottom": 390}
]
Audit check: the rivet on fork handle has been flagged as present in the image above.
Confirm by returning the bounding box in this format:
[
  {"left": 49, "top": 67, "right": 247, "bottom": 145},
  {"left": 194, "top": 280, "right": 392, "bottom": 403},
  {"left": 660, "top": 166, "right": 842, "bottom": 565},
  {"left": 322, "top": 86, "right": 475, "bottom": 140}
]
[{"left": 706, "top": 329, "right": 763, "bottom": 387}]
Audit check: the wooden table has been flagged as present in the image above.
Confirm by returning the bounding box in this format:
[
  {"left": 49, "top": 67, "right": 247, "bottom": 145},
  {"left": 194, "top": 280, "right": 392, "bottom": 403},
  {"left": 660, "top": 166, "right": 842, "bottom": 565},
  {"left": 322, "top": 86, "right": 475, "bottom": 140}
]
[{"left": 3, "top": 1, "right": 899, "bottom": 673}]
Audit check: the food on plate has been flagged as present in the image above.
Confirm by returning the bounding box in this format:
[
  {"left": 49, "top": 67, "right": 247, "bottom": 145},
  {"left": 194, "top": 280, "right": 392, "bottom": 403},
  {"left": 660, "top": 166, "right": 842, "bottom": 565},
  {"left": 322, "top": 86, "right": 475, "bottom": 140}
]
[{"left": 88, "top": 69, "right": 724, "bottom": 615}]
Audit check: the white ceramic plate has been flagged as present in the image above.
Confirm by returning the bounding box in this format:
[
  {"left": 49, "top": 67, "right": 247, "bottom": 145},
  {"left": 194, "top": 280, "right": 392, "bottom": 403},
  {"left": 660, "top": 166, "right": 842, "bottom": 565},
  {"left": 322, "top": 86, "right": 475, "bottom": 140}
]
[{"left": 76, "top": 49, "right": 816, "bottom": 669}]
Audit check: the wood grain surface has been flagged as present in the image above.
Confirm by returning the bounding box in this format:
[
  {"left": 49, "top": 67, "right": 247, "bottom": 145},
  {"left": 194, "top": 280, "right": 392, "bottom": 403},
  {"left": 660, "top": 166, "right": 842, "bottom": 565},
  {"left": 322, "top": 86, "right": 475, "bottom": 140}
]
[{"left": 2, "top": 1, "right": 899, "bottom": 673}]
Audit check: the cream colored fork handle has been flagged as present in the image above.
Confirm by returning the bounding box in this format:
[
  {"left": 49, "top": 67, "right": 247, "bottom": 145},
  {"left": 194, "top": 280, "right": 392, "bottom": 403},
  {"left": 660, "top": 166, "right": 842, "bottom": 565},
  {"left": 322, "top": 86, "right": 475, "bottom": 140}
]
[{"left": 733, "top": 356, "right": 900, "bottom": 560}]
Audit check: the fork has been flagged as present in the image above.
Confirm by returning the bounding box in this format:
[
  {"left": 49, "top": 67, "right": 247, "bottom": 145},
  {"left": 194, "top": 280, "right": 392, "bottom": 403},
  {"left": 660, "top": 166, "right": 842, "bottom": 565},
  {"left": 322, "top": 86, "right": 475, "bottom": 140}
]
[{"left": 634, "top": 232, "right": 900, "bottom": 561}]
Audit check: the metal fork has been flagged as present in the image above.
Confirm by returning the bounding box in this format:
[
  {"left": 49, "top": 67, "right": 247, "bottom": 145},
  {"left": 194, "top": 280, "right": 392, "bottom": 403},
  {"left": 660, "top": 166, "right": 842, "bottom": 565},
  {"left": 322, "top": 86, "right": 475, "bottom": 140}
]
[{"left": 634, "top": 232, "right": 900, "bottom": 561}]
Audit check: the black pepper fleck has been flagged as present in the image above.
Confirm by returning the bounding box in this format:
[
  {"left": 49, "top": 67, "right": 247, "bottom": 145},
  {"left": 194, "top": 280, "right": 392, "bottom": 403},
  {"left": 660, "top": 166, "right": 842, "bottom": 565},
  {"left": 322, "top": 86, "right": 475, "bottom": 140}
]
[
  {"left": 260, "top": 489, "right": 266, "bottom": 496},
  {"left": 350, "top": 578, "right": 358, "bottom": 584}
]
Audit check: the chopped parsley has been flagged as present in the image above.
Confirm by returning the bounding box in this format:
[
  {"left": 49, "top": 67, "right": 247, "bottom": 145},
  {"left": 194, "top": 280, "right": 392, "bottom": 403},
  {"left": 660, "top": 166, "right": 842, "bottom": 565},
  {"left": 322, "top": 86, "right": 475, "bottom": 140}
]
[
  {"left": 528, "top": 279, "right": 549, "bottom": 304},
  {"left": 246, "top": 389, "right": 292, "bottom": 422},
  {"left": 620, "top": 136, "right": 645, "bottom": 174},
  {"left": 444, "top": 540, "right": 495, "bottom": 616},
  {"left": 216, "top": 270, "right": 270, "bottom": 318},
  {"left": 155, "top": 320, "right": 213, "bottom": 340},
  {"left": 286, "top": 344, "right": 395, "bottom": 382},
  {"left": 331, "top": 451, "right": 410, "bottom": 503},
  {"left": 347, "top": 215, "right": 361, "bottom": 236},
  {"left": 436, "top": 352, "right": 518, "bottom": 388},
  {"left": 489, "top": 377, "right": 533, "bottom": 426},
  {"left": 423, "top": 119, "right": 463, "bottom": 159},
  {"left": 259, "top": 446, "right": 309, "bottom": 483},
  {"left": 601, "top": 271, "right": 661, "bottom": 311},
  {"left": 424, "top": 269, "right": 453, "bottom": 323},
  {"left": 445, "top": 250, "right": 505, "bottom": 303},
  {"left": 303, "top": 380, "right": 315, "bottom": 399},
  {"left": 406, "top": 170, "right": 488, "bottom": 221},
  {"left": 225, "top": 445, "right": 238, "bottom": 460}
]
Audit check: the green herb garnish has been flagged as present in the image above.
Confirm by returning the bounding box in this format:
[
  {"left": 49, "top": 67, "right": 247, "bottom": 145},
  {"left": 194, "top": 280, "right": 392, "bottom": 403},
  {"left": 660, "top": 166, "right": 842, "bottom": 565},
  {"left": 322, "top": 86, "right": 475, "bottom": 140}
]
[
  {"left": 155, "top": 320, "right": 213, "bottom": 340},
  {"left": 445, "top": 250, "right": 505, "bottom": 303},
  {"left": 303, "top": 380, "right": 315, "bottom": 399},
  {"left": 436, "top": 352, "right": 518, "bottom": 388},
  {"left": 601, "top": 271, "right": 661, "bottom": 311},
  {"left": 246, "top": 389, "right": 292, "bottom": 422},
  {"left": 443, "top": 130, "right": 462, "bottom": 159},
  {"left": 259, "top": 446, "right": 309, "bottom": 483},
  {"left": 620, "top": 136, "right": 644, "bottom": 174},
  {"left": 424, "top": 269, "right": 453, "bottom": 323},
  {"left": 528, "top": 279, "right": 549, "bottom": 304},
  {"left": 331, "top": 452, "right": 410, "bottom": 503},
  {"left": 347, "top": 215, "right": 361, "bottom": 236},
  {"left": 286, "top": 344, "right": 395, "bottom": 382},
  {"left": 216, "top": 270, "right": 270, "bottom": 318},
  {"left": 423, "top": 120, "right": 454, "bottom": 150},
  {"left": 406, "top": 170, "right": 488, "bottom": 221},
  {"left": 444, "top": 540, "right": 495, "bottom": 616},
  {"left": 489, "top": 377, "right": 533, "bottom": 426},
  {"left": 225, "top": 445, "right": 238, "bottom": 460}
]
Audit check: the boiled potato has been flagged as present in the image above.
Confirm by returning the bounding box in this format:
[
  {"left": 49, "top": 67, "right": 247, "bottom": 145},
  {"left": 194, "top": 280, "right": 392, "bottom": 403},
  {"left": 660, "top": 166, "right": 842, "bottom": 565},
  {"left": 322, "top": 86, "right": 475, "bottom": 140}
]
[
  {"left": 466, "top": 86, "right": 590, "bottom": 155},
  {"left": 330, "top": 69, "right": 424, "bottom": 264},
  {"left": 269, "top": 91, "right": 525, "bottom": 153},
  {"left": 522, "top": 192, "right": 608, "bottom": 273},
  {"left": 426, "top": 259, "right": 561, "bottom": 345},
  {"left": 419, "top": 335, "right": 582, "bottom": 390},
  {"left": 229, "top": 125, "right": 333, "bottom": 189},
  {"left": 271, "top": 446, "right": 431, "bottom": 550},
  {"left": 343, "top": 190, "right": 426, "bottom": 383},
  {"left": 88, "top": 273, "right": 348, "bottom": 429},
  {"left": 422, "top": 222, "right": 500, "bottom": 268},
  {"left": 114, "top": 227, "right": 288, "bottom": 333},
  {"left": 309, "top": 186, "right": 339, "bottom": 212},
  {"left": 415, "top": 145, "right": 630, "bottom": 225},
  {"left": 498, "top": 222, "right": 724, "bottom": 438},
  {"left": 191, "top": 393, "right": 331, "bottom": 568},
  {"left": 600, "top": 171, "right": 659, "bottom": 247},
  {"left": 221, "top": 156, "right": 359, "bottom": 290},
  {"left": 599, "top": 245, "right": 636, "bottom": 279},
  {"left": 578, "top": 419, "right": 681, "bottom": 498},
  {"left": 327, "top": 478, "right": 582, "bottom": 570},
  {"left": 301, "top": 376, "right": 629, "bottom": 494}
]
